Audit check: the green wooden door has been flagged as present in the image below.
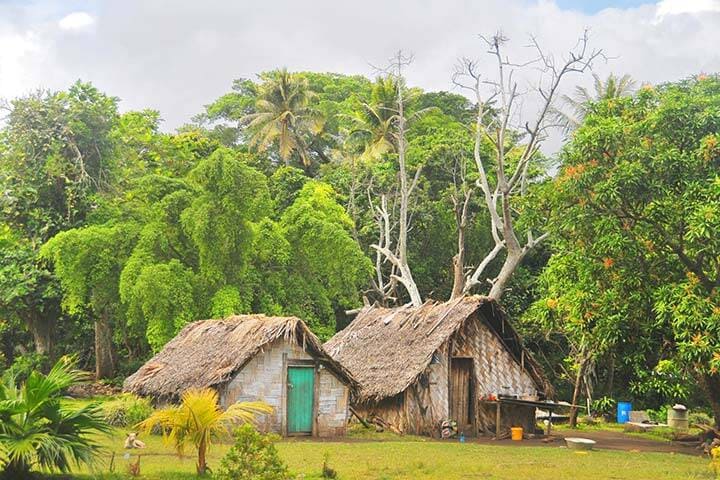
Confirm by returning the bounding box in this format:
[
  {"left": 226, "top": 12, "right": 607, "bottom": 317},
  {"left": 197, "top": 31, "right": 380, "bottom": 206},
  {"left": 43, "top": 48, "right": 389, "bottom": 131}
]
[{"left": 287, "top": 366, "right": 314, "bottom": 434}]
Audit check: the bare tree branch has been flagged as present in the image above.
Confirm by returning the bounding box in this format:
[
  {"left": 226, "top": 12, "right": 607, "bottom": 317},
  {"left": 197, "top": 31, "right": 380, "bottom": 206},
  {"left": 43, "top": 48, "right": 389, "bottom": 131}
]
[
  {"left": 368, "top": 50, "right": 423, "bottom": 307},
  {"left": 454, "top": 30, "right": 602, "bottom": 299}
]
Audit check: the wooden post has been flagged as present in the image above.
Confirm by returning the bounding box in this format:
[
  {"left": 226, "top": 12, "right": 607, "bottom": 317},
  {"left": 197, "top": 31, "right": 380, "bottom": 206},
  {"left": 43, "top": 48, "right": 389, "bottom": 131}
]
[
  {"left": 281, "top": 353, "right": 288, "bottom": 437},
  {"left": 495, "top": 402, "right": 501, "bottom": 439},
  {"left": 447, "top": 341, "right": 453, "bottom": 422},
  {"left": 312, "top": 362, "right": 320, "bottom": 437},
  {"left": 350, "top": 406, "right": 370, "bottom": 428},
  {"left": 547, "top": 410, "right": 553, "bottom": 436}
]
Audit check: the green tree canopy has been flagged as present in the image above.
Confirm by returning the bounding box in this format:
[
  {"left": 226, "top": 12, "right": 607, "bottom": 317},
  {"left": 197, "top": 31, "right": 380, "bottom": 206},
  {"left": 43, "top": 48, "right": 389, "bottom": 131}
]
[
  {"left": 0, "top": 82, "right": 120, "bottom": 359},
  {"left": 40, "top": 223, "right": 137, "bottom": 378},
  {"left": 532, "top": 75, "right": 720, "bottom": 423}
]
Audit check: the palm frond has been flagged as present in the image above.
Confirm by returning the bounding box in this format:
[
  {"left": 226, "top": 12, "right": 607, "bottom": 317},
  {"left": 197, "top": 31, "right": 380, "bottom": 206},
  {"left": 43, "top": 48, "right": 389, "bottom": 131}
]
[
  {"left": 0, "top": 357, "right": 107, "bottom": 476},
  {"left": 241, "top": 69, "right": 321, "bottom": 165},
  {"left": 553, "top": 73, "right": 637, "bottom": 135},
  {"left": 220, "top": 400, "right": 274, "bottom": 427}
]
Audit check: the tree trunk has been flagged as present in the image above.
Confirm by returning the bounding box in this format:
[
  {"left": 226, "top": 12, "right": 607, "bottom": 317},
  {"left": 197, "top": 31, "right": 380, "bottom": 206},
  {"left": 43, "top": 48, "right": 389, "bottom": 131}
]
[
  {"left": 451, "top": 188, "right": 471, "bottom": 300},
  {"left": 569, "top": 356, "right": 586, "bottom": 428},
  {"left": 197, "top": 437, "right": 207, "bottom": 475},
  {"left": 451, "top": 253, "right": 465, "bottom": 299},
  {"left": 606, "top": 355, "right": 615, "bottom": 398},
  {"left": 395, "top": 74, "right": 422, "bottom": 308},
  {"left": 488, "top": 249, "right": 523, "bottom": 300},
  {"left": 699, "top": 373, "right": 720, "bottom": 429},
  {"left": 4, "top": 458, "right": 31, "bottom": 479},
  {"left": 25, "top": 310, "right": 54, "bottom": 358},
  {"left": 94, "top": 310, "right": 115, "bottom": 379}
]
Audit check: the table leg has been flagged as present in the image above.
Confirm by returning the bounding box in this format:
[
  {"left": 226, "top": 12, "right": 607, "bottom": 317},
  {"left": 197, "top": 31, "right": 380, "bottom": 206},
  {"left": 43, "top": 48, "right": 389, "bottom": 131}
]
[
  {"left": 547, "top": 410, "right": 553, "bottom": 436},
  {"left": 495, "top": 402, "right": 501, "bottom": 439}
]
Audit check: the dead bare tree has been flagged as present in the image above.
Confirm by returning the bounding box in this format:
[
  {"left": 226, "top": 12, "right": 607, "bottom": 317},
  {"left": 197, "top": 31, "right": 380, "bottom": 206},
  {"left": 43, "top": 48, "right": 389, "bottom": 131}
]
[
  {"left": 369, "top": 51, "right": 424, "bottom": 307},
  {"left": 367, "top": 190, "right": 399, "bottom": 305},
  {"left": 453, "top": 30, "right": 603, "bottom": 300},
  {"left": 450, "top": 156, "right": 473, "bottom": 299}
]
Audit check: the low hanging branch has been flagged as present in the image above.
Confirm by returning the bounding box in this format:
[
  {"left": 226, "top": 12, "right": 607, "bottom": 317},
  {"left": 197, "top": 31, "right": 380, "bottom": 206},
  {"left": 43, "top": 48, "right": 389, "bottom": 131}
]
[{"left": 453, "top": 30, "right": 604, "bottom": 300}]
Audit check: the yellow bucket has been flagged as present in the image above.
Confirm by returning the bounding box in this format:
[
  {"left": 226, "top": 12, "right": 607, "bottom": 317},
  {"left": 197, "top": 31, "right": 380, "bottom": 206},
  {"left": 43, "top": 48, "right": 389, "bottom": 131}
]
[{"left": 511, "top": 427, "right": 523, "bottom": 441}]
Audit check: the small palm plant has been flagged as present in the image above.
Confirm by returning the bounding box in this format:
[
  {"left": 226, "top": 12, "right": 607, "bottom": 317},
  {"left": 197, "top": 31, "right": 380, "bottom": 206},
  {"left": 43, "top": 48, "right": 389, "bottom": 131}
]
[
  {"left": 0, "top": 356, "right": 110, "bottom": 478},
  {"left": 137, "top": 388, "right": 272, "bottom": 476}
]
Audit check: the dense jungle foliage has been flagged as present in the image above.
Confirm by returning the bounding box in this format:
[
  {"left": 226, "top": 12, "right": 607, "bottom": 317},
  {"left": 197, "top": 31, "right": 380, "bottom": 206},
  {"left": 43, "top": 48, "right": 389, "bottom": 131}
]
[{"left": 1, "top": 69, "right": 718, "bottom": 420}]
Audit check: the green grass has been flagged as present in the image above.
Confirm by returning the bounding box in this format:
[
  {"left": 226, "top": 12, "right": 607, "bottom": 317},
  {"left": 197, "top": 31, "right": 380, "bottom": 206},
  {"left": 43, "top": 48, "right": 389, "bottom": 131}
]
[{"left": 58, "top": 427, "right": 713, "bottom": 480}]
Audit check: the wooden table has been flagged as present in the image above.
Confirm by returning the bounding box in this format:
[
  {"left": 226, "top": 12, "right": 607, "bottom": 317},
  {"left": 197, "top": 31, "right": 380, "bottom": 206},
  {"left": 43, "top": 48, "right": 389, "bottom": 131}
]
[{"left": 480, "top": 398, "right": 578, "bottom": 439}]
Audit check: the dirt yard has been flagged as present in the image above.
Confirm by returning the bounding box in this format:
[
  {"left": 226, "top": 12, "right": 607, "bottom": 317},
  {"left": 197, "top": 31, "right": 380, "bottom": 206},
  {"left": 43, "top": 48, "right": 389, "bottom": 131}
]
[{"left": 471, "top": 429, "right": 701, "bottom": 456}]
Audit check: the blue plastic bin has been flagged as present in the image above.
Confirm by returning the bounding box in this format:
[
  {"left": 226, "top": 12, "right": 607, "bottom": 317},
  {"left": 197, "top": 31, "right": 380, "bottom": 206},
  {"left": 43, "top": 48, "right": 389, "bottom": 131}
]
[{"left": 617, "top": 401, "right": 632, "bottom": 424}]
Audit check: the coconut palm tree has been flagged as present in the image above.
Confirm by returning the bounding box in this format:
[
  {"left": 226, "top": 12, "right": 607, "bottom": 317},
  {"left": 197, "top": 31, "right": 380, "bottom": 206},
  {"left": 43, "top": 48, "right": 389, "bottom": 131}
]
[
  {"left": 137, "top": 388, "right": 272, "bottom": 476},
  {"left": 348, "top": 76, "right": 434, "bottom": 163},
  {"left": 242, "top": 69, "right": 322, "bottom": 167},
  {"left": 553, "top": 73, "right": 636, "bottom": 134},
  {"left": 348, "top": 76, "right": 398, "bottom": 162},
  {"left": 0, "top": 356, "right": 110, "bottom": 478}
]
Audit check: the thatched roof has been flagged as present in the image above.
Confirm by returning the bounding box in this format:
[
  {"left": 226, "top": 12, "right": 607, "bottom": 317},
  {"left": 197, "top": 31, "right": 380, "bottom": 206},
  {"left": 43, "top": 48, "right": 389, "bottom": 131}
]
[
  {"left": 124, "top": 314, "right": 356, "bottom": 402},
  {"left": 324, "top": 296, "right": 552, "bottom": 402}
]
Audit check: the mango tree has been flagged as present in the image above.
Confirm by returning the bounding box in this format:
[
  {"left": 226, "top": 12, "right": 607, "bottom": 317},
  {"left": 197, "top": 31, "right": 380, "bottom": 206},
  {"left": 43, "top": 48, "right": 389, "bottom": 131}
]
[{"left": 534, "top": 76, "right": 720, "bottom": 425}]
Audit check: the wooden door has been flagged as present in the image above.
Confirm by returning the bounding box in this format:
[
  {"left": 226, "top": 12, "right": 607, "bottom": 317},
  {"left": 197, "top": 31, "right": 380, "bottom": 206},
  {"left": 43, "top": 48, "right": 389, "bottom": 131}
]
[
  {"left": 287, "top": 366, "right": 314, "bottom": 434},
  {"left": 450, "top": 358, "right": 473, "bottom": 429}
]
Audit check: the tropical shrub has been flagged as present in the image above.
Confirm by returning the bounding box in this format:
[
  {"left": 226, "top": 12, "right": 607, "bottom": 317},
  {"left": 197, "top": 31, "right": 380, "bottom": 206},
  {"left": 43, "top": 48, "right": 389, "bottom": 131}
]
[
  {"left": 103, "top": 394, "right": 154, "bottom": 427},
  {"left": 6, "top": 353, "right": 49, "bottom": 382},
  {"left": 0, "top": 356, "right": 110, "bottom": 478},
  {"left": 690, "top": 411, "right": 714, "bottom": 426},
  {"left": 213, "top": 424, "right": 290, "bottom": 480},
  {"left": 137, "top": 388, "right": 272, "bottom": 475},
  {"left": 591, "top": 396, "right": 616, "bottom": 418},
  {"left": 646, "top": 405, "right": 669, "bottom": 424}
]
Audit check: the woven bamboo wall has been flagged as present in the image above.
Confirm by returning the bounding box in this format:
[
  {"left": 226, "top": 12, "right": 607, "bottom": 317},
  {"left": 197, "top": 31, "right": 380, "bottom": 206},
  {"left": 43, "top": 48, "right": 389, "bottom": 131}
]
[
  {"left": 404, "top": 342, "right": 449, "bottom": 436},
  {"left": 453, "top": 314, "right": 538, "bottom": 399},
  {"left": 453, "top": 314, "right": 538, "bottom": 435},
  {"left": 354, "top": 395, "right": 406, "bottom": 432}
]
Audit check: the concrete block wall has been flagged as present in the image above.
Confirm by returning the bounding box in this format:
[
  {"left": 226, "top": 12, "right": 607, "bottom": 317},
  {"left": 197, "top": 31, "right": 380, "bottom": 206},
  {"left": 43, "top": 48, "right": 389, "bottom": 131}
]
[
  {"left": 317, "top": 368, "right": 349, "bottom": 436},
  {"left": 221, "top": 340, "right": 309, "bottom": 433},
  {"left": 219, "top": 338, "right": 349, "bottom": 437}
]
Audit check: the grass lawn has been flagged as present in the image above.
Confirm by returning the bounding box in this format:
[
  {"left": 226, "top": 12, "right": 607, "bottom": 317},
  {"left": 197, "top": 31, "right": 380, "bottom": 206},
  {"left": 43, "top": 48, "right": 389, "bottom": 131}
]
[{"left": 62, "top": 427, "right": 714, "bottom": 480}]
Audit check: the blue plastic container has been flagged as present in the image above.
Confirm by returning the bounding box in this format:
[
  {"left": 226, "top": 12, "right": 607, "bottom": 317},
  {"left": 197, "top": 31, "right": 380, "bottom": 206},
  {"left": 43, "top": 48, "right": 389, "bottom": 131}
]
[{"left": 617, "top": 401, "right": 632, "bottom": 424}]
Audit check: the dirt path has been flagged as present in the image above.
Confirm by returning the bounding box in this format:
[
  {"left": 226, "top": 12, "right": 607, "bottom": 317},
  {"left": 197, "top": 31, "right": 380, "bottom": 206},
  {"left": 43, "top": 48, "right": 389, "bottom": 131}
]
[{"left": 471, "top": 429, "right": 702, "bottom": 456}]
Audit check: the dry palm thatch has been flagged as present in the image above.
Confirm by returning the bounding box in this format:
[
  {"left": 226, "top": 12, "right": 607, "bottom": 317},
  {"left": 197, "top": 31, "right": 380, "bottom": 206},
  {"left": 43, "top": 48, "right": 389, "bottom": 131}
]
[
  {"left": 124, "top": 315, "right": 356, "bottom": 402},
  {"left": 324, "top": 296, "right": 552, "bottom": 402}
]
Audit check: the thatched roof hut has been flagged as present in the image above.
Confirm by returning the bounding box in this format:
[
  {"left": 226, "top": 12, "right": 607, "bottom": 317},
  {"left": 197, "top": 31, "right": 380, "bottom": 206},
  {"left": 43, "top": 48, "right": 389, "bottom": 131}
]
[
  {"left": 326, "top": 296, "right": 550, "bottom": 402},
  {"left": 325, "top": 296, "right": 552, "bottom": 436},
  {"left": 125, "top": 314, "right": 356, "bottom": 403}
]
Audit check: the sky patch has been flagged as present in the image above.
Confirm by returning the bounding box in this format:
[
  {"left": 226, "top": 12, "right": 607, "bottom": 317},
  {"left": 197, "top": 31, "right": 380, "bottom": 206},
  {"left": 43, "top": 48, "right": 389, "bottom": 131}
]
[
  {"left": 0, "top": 0, "right": 718, "bottom": 142},
  {"left": 58, "top": 11, "right": 94, "bottom": 31},
  {"left": 553, "top": 0, "right": 650, "bottom": 14}
]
